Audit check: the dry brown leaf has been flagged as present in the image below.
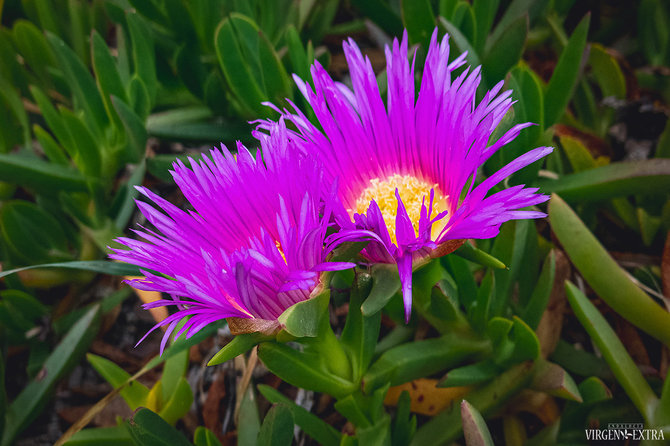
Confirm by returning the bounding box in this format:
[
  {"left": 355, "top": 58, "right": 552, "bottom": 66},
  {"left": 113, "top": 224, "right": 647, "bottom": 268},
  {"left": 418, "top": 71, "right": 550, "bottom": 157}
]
[
  {"left": 384, "top": 378, "right": 471, "bottom": 416},
  {"left": 537, "top": 250, "right": 571, "bottom": 358},
  {"left": 227, "top": 317, "right": 280, "bottom": 335},
  {"left": 202, "top": 371, "right": 227, "bottom": 439},
  {"left": 507, "top": 390, "right": 560, "bottom": 426}
]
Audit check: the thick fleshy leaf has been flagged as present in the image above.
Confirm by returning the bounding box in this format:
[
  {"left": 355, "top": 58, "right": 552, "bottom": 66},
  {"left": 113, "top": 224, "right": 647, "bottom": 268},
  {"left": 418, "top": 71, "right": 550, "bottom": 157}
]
[
  {"left": 472, "top": 0, "right": 500, "bottom": 54},
  {"left": 12, "top": 20, "right": 56, "bottom": 87},
  {"left": 530, "top": 360, "right": 582, "bottom": 402},
  {"left": 363, "top": 333, "right": 488, "bottom": 393},
  {"left": 1, "top": 200, "right": 70, "bottom": 264},
  {"left": 257, "top": 342, "right": 357, "bottom": 398},
  {"left": 0, "top": 77, "right": 30, "bottom": 149},
  {"left": 454, "top": 242, "right": 506, "bottom": 269},
  {"left": 207, "top": 332, "right": 270, "bottom": 366},
  {"left": 277, "top": 288, "right": 329, "bottom": 338},
  {"left": 402, "top": 0, "right": 435, "bottom": 48},
  {"left": 127, "top": 12, "right": 157, "bottom": 104},
  {"left": 0, "top": 260, "right": 142, "bottom": 280},
  {"left": 521, "top": 250, "right": 556, "bottom": 329},
  {"left": 549, "top": 340, "right": 612, "bottom": 379},
  {"left": 544, "top": 14, "right": 590, "bottom": 127},
  {"left": 340, "top": 274, "right": 381, "bottom": 381},
  {"left": 461, "top": 400, "right": 494, "bottom": 446},
  {"left": 578, "top": 377, "right": 612, "bottom": 404},
  {"left": 159, "top": 377, "right": 193, "bottom": 425},
  {"left": 350, "top": 0, "right": 403, "bottom": 36},
  {"left": 565, "top": 281, "right": 658, "bottom": 422},
  {"left": 485, "top": 0, "right": 548, "bottom": 50},
  {"left": 356, "top": 414, "right": 391, "bottom": 446},
  {"left": 588, "top": 43, "right": 626, "bottom": 99},
  {"left": 46, "top": 32, "right": 108, "bottom": 139},
  {"left": 483, "top": 14, "right": 527, "bottom": 82},
  {"left": 214, "top": 14, "right": 267, "bottom": 117},
  {"left": 438, "top": 17, "right": 481, "bottom": 68},
  {"left": 438, "top": 360, "right": 499, "bottom": 388},
  {"left": 392, "top": 390, "right": 417, "bottom": 445},
  {"left": 65, "top": 426, "right": 133, "bottom": 445},
  {"left": 237, "top": 386, "right": 261, "bottom": 446},
  {"left": 361, "top": 263, "right": 402, "bottom": 316},
  {"left": 57, "top": 321, "right": 221, "bottom": 445},
  {"left": 257, "top": 404, "right": 294, "bottom": 446},
  {"left": 258, "top": 385, "right": 341, "bottom": 446},
  {"left": 550, "top": 194, "right": 670, "bottom": 346},
  {"left": 470, "top": 271, "right": 494, "bottom": 333},
  {"left": 539, "top": 160, "right": 670, "bottom": 201},
  {"left": 126, "top": 408, "right": 192, "bottom": 446},
  {"left": 193, "top": 427, "right": 222, "bottom": 446},
  {"left": 411, "top": 362, "right": 534, "bottom": 446},
  {"left": 2, "top": 306, "right": 101, "bottom": 446},
  {"left": 0, "top": 153, "right": 87, "bottom": 192},
  {"left": 112, "top": 95, "right": 147, "bottom": 163},
  {"left": 161, "top": 348, "right": 189, "bottom": 403},
  {"left": 60, "top": 108, "right": 102, "bottom": 177},
  {"left": 87, "top": 354, "right": 149, "bottom": 410},
  {"left": 91, "top": 30, "right": 127, "bottom": 129}
]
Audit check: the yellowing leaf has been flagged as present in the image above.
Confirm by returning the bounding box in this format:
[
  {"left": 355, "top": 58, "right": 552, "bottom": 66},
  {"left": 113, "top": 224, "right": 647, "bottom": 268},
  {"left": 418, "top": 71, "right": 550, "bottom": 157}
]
[{"left": 384, "top": 379, "right": 471, "bottom": 416}]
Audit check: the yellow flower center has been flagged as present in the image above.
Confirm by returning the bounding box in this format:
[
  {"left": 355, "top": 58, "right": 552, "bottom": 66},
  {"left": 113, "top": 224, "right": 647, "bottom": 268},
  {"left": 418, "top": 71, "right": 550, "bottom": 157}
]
[{"left": 352, "top": 174, "right": 449, "bottom": 244}]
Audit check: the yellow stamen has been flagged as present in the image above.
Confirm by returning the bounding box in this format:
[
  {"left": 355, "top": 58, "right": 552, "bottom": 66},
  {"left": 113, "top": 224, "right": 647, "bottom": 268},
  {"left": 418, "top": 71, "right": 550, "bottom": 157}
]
[
  {"left": 352, "top": 174, "right": 448, "bottom": 244},
  {"left": 275, "top": 240, "right": 287, "bottom": 263}
]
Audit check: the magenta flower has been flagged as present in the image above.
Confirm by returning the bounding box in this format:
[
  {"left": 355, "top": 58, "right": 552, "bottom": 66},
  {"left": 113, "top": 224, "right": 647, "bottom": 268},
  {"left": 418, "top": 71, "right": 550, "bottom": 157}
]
[
  {"left": 259, "top": 30, "right": 552, "bottom": 321},
  {"left": 110, "top": 122, "right": 354, "bottom": 352}
]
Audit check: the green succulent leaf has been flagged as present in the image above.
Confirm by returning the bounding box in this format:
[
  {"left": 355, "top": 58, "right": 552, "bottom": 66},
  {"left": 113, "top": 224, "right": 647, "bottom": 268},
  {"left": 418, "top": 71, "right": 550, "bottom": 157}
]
[
  {"left": 64, "top": 426, "right": 133, "bottom": 445},
  {"left": 46, "top": 32, "right": 108, "bottom": 139},
  {"left": 544, "top": 13, "right": 590, "bottom": 127},
  {"left": 257, "top": 342, "right": 357, "bottom": 398},
  {"left": 87, "top": 353, "right": 150, "bottom": 410},
  {"left": 361, "top": 263, "right": 401, "bottom": 316},
  {"left": 530, "top": 360, "right": 582, "bottom": 402},
  {"left": 1, "top": 306, "right": 101, "bottom": 446},
  {"left": 257, "top": 404, "right": 294, "bottom": 446},
  {"left": 215, "top": 14, "right": 268, "bottom": 117},
  {"left": 193, "top": 427, "right": 222, "bottom": 446},
  {"left": 207, "top": 332, "right": 270, "bottom": 366},
  {"left": 483, "top": 14, "right": 527, "bottom": 83},
  {"left": 126, "top": 408, "right": 192, "bottom": 446},
  {"left": 565, "top": 281, "right": 658, "bottom": 423},
  {"left": 539, "top": 159, "right": 670, "bottom": 201},
  {"left": 402, "top": 0, "right": 435, "bottom": 49},
  {"left": 0, "top": 200, "right": 70, "bottom": 264},
  {"left": 277, "top": 288, "right": 330, "bottom": 338},
  {"left": 363, "top": 332, "right": 488, "bottom": 393},
  {"left": 461, "top": 400, "right": 495, "bottom": 446},
  {"left": 0, "top": 260, "right": 142, "bottom": 280},
  {"left": 550, "top": 194, "right": 670, "bottom": 346},
  {"left": 258, "top": 385, "right": 341, "bottom": 446}
]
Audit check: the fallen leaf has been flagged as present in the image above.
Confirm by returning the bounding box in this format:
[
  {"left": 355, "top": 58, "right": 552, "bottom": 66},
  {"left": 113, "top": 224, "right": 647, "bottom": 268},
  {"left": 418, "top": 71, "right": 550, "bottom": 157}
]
[
  {"left": 385, "top": 378, "right": 471, "bottom": 416},
  {"left": 202, "top": 370, "right": 227, "bottom": 441},
  {"left": 536, "top": 250, "right": 571, "bottom": 358}
]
